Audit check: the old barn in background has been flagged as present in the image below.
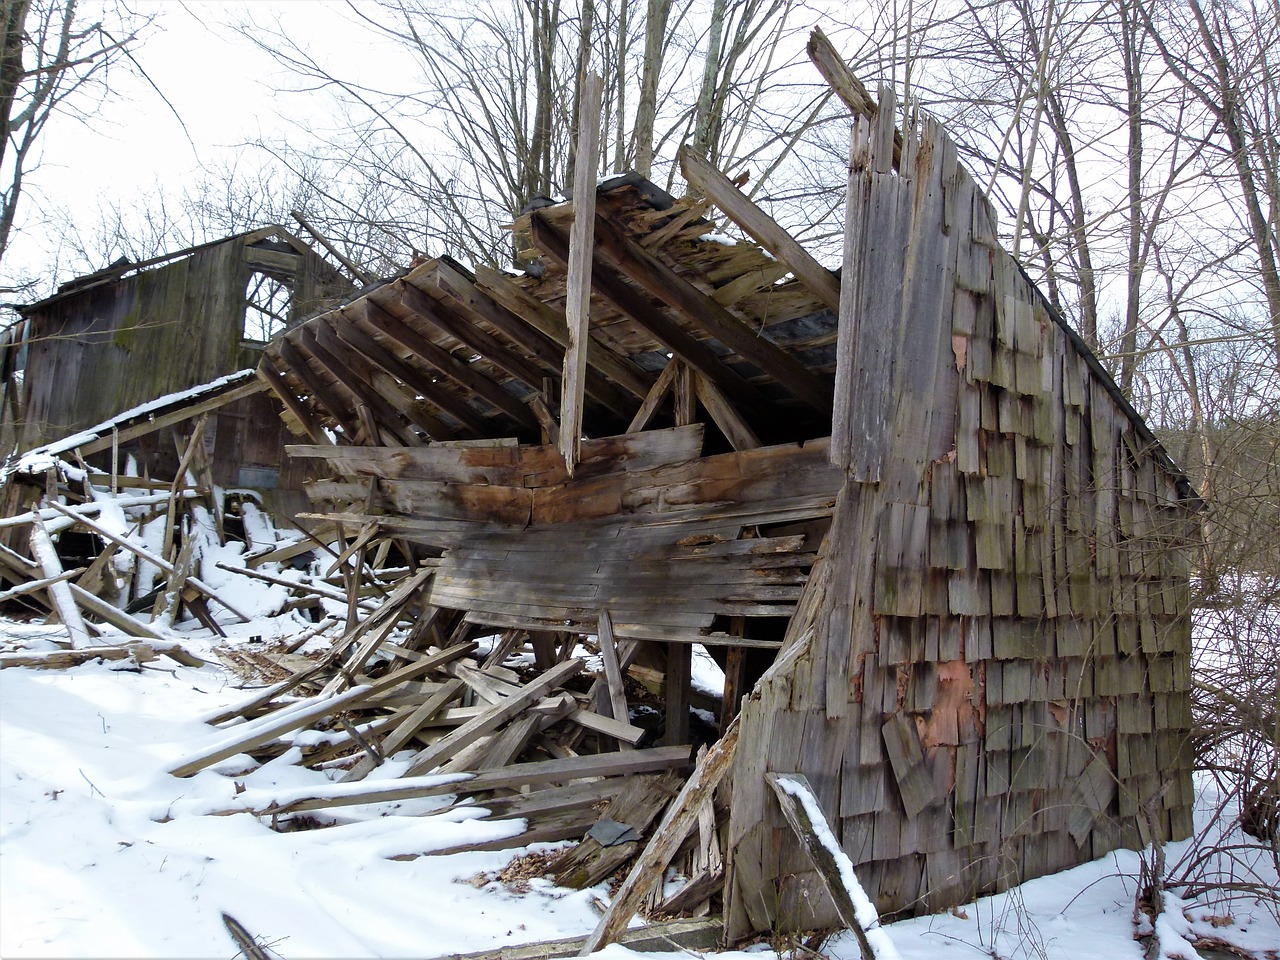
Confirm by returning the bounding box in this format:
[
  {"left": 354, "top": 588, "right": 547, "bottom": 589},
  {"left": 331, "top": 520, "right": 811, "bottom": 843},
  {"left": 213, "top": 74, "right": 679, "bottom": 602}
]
[{"left": 2, "top": 227, "right": 349, "bottom": 507}]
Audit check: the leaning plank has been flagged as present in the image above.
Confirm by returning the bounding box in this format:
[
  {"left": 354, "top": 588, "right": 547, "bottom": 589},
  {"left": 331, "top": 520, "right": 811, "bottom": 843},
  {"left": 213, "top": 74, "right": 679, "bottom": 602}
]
[
  {"left": 596, "top": 610, "right": 631, "bottom": 750},
  {"left": 404, "top": 659, "right": 584, "bottom": 776},
  {"left": 766, "top": 773, "right": 901, "bottom": 960},
  {"left": 0, "top": 568, "right": 84, "bottom": 603},
  {"left": 1, "top": 643, "right": 156, "bottom": 670},
  {"left": 428, "top": 917, "right": 722, "bottom": 960},
  {"left": 560, "top": 70, "right": 603, "bottom": 473},
  {"left": 680, "top": 148, "right": 840, "bottom": 312},
  {"left": 169, "top": 653, "right": 456, "bottom": 778},
  {"left": 579, "top": 719, "right": 740, "bottom": 955},
  {"left": 28, "top": 517, "right": 91, "bottom": 647},
  {"left": 46, "top": 501, "right": 252, "bottom": 622},
  {"left": 806, "top": 27, "right": 902, "bottom": 169}
]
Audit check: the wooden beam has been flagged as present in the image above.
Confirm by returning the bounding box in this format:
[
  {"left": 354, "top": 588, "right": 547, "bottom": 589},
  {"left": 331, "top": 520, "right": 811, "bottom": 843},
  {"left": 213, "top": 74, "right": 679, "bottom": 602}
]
[
  {"left": 328, "top": 317, "right": 462, "bottom": 439},
  {"left": 529, "top": 214, "right": 772, "bottom": 422},
  {"left": 28, "top": 517, "right": 90, "bottom": 647},
  {"left": 44, "top": 501, "right": 253, "bottom": 622},
  {"left": 303, "top": 325, "right": 420, "bottom": 446},
  {"left": 807, "top": 27, "right": 902, "bottom": 169},
  {"left": 256, "top": 360, "right": 330, "bottom": 444},
  {"left": 694, "top": 372, "right": 762, "bottom": 450},
  {"left": 291, "top": 209, "right": 375, "bottom": 283},
  {"left": 362, "top": 300, "right": 539, "bottom": 433},
  {"left": 626, "top": 358, "right": 679, "bottom": 432},
  {"left": 596, "top": 610, "right": 632, "bottom": 751},
  {"left": 392, "top": 279, "right": 549, "bottom": 391},
  {"left": 590, "top": 214, "right": 834, "bottom": 413},
  {"left": 74, "top": 377, "right": 268, "bottom": 457},
  {"left": 663, "top": 640, "right": 692, "bottom": 746},
  {"left": 579, "top": 720, "right": 739, "bottom": 954},
  {"left": 341, "top": 314, "right": 493, "bottom": 438},
  {"left": 767, "top": 773, "right": 897, "bottom": 960},
  {"left": 561, "top": 71, "right": 604, "bottom": 473},
  {"left": 474, "top": 264, "right": 653, "bottom": 401},
  {"left": 276, "top": 336, "right": 361, "bottom": 439},
  {"left": 432, "top": 261, "right": 635, "bottom": 422},
  {"left": 679, "top": 148, "right": 841, "bottom": 312},
  {"left": 404, "top": 659, "right": 585, "bottom": 776},
  {"left": 168, "top": 652, "right": 456, "bottom": 779}
]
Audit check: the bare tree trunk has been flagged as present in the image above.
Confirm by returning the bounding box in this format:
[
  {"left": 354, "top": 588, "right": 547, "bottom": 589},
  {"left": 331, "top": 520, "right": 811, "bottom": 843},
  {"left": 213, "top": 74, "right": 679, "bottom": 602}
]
[
  {"left": 633, "top": 0, "right": 672, "bottom": 178},
  {"left": 691, "top": 0, "right": 727, "bottom": 158},
  {"left": 1120, "top": 0, "right": 1144, "bottom": 394}
]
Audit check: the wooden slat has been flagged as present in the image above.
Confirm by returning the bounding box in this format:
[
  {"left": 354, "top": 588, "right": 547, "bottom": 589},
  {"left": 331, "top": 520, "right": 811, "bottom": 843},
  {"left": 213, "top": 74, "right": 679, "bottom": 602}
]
[
  {"left": 680, "top": 148, "right": 840, "bottom": 312},
  {"left": 529, "top": 213, "right": 773, "bottom": 423},
  {"left": 561, "top": 71, "right": 603, "bottom": 472}
]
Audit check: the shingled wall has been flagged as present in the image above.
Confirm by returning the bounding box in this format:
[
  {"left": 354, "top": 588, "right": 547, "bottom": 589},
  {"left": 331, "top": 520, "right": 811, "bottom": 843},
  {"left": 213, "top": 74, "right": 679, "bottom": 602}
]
[{"left": 723, "top": 100, "right": 1197, "bottom": 935}]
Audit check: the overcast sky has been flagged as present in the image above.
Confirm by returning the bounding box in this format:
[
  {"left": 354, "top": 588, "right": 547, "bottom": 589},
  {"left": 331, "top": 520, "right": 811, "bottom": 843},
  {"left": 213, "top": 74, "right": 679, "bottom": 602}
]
[{"left": 9, "top": 1, "right": 397, "bottom": 287}]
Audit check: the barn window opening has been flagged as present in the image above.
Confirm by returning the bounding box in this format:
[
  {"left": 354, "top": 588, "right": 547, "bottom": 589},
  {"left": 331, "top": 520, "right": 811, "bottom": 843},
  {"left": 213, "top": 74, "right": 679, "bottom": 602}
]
[{"left": 243, "top": 270, "right": 293, "bottom": 343}]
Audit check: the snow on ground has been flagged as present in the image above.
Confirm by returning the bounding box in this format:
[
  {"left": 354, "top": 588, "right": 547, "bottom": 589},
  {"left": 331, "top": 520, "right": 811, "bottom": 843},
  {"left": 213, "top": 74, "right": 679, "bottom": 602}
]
[{"left": 2, "top": 614, "right": 1277, "bottom": 959}]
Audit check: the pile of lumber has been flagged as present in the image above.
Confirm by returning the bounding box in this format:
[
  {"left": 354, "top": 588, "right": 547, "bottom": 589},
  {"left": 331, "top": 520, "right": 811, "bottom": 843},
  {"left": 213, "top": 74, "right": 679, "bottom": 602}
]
[{"left": 172, "top": 584, "right": 735, "bottom": 924}]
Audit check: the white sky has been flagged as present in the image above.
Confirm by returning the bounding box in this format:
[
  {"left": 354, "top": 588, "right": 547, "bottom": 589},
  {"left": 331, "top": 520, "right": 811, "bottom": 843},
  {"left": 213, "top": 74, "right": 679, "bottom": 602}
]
[{"left": 9, "top": 1, "right": 394, "bottom": 287}]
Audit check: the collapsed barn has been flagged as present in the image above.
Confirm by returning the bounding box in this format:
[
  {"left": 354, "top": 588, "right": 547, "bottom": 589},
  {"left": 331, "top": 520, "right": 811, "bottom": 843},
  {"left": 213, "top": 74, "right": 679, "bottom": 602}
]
[
  {"left": 0, "top": 34, "right": 1201, "bottom": 955},
  {"left": 241, "top": 53, "right": 1200, "bottom": 943}
]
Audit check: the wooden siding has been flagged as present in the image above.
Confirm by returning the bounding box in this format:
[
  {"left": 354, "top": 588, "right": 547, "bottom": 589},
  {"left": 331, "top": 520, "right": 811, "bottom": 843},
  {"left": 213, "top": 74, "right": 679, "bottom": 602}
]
[{"left": 723, "top": 102, "right": 1197, "bottom": 935}]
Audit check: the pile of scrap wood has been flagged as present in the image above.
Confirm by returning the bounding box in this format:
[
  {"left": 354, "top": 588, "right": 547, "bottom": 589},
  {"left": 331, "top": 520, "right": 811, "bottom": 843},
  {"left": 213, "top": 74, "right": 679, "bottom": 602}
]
[{"left": 170, "top": 584, "right": 735, "bottom": 922}]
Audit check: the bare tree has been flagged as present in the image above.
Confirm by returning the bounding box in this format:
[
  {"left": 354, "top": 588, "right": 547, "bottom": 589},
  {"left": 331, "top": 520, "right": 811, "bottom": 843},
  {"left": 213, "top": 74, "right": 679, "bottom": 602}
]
[{"left": 0, "top": 0, "right": 153, "bottom": 274}]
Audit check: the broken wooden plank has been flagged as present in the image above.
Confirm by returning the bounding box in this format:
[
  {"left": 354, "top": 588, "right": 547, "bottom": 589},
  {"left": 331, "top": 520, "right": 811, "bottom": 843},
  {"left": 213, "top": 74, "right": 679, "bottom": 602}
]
[
  {"left": 560, "top": 70, "right": 603, "bottom": 473},
  {"left": 0, "top": 643, "right": 156, "bottom": 670},
  {"left": 580, "top": 719, "right": 739, "bottom": 955},
  {"left": 680, "top": 148, "right": 840, "bottom": 312},
  {"left": 403, "top": 659, "right": 585, "bottom": 776},
  {"left": 169, "top": 652, "right": 460, "bottom": 778},
  {"left": 767, "top": 773, "right": 900, "bottom": 960},
  {"left": 45, "top": 501, "right": 252, "bottom": 623},
  {"left": 28, "top": 517, "right": 91, "bottom": 647}
]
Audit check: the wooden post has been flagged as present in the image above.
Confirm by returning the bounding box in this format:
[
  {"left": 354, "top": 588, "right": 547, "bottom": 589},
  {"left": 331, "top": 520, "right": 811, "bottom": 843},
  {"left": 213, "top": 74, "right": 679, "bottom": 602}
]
[
  {"left": 560, "top": 71, "right": 603, "bottom": 473},
  {"left": 664, "top": 640, "right": 691, "bottom": 746},
  {"left": 766, "top": 773, "right": 901, "bottom": 960}
]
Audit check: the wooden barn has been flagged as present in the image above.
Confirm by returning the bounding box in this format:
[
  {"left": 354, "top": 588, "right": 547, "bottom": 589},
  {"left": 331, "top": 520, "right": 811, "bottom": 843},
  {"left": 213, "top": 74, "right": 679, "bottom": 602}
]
[
  {"left": 251, "top": 62, "right": 1198, "bottom": 939},
  {"left": 2, "top": 227, "right": 350, "bottom": 506}
]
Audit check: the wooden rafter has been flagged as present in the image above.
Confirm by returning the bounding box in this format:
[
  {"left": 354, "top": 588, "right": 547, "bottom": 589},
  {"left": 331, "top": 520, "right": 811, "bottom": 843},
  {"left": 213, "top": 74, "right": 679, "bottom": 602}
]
[
  {"left": 590, "top": 213, "right": 834, "bottom": 413},
  {"left": 473, "top": 264, "right": 653, "bottom": 401},
  {"left": 529, "top": 213, "right": 773, "bottom": 425},
  {"left": 362, "top": 300, "right": 540, "bottom": 433},
  {"left": 328, "top": 317, "right": 461, "bottom": 440},
  {"left": 297, "top": 326, "right": 415, "bottom": 447},
  {"left": 390, "top": 278, "right": 549, "bottom": 392},
  {"left": 680, "top": 147, "right": 841, "bottom": 313},
  {"left": 276, "top": 336, "right": 361, "bottom": 439}
]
